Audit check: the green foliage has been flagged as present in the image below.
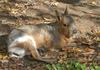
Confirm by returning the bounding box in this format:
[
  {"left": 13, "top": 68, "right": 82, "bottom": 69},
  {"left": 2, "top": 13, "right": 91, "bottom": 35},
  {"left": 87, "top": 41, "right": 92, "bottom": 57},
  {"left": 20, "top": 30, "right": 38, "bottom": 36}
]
[
  {"left": 45, "top": 61, "right": 100, "bottom": 70},
  {"left": 90, "top": 64, "right": 100, "bottom": 70}
]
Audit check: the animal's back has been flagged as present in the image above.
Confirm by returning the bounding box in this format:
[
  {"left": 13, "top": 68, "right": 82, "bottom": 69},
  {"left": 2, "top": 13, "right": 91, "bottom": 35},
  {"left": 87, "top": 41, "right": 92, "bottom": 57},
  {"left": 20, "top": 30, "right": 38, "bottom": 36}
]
[{"left": 8, "top": 23, "right": 62, "bottom": 48}]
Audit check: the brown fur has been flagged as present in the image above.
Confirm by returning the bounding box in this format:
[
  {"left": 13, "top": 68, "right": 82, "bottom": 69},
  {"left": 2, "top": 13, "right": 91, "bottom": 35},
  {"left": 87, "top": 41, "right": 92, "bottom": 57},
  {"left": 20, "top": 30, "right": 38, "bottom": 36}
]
[{"left": 8, "top": 8, "right": 77, "bottom": 63}]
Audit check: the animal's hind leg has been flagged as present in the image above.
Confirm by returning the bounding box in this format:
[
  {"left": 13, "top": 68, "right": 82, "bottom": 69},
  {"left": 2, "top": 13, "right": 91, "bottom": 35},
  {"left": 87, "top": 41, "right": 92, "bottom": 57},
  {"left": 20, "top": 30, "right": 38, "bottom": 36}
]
[
  {"left": 8, "top": 41, "right": 26, "bottom": 58},
  {"left": 29, "top": 46, "right": 56, "bottom": 63}
]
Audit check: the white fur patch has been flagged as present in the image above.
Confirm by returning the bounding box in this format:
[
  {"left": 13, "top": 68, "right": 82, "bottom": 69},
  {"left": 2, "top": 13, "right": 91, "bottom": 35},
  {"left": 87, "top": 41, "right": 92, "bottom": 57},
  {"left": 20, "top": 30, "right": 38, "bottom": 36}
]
[
  {"left": 16, "top": 35, "right": 32, "bottom": 42},
  {"left": 8, "top": 34, "right": 37, "bottom": 58},
  {"left": 15, "top": 35, "right": 37, "bottom": 48},
  {"left": 9, "top": 35, "right": 37, "bottom": 49}
]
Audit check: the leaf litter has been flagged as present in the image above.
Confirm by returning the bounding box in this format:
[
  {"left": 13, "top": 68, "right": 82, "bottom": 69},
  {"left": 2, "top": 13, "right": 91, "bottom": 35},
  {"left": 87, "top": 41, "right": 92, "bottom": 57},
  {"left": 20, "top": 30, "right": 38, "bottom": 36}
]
[{"left": 0, "top": 0, "right": 100, "bottom": 70}]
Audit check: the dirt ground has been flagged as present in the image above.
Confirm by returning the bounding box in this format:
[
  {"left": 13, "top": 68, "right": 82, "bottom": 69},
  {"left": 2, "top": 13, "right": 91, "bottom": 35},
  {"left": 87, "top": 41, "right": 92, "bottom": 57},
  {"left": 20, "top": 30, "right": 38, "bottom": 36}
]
[{"left": 0, "top": 0, "right": 100, "bottom": 70}]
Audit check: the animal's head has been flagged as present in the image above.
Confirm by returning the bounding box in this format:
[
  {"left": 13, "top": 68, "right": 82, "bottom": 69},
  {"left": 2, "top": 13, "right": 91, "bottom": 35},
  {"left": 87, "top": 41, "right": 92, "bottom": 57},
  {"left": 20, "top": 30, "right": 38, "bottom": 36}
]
[{"left": 55, "top": 7, "right": 74, "bottom": 38}]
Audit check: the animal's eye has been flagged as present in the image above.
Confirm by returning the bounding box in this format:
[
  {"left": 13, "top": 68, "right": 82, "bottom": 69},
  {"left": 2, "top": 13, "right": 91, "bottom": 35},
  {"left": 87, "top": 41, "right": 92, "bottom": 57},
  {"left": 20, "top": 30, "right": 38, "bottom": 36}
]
[{"left": 63, "top": 24, "right": 67, "bottom": 26}]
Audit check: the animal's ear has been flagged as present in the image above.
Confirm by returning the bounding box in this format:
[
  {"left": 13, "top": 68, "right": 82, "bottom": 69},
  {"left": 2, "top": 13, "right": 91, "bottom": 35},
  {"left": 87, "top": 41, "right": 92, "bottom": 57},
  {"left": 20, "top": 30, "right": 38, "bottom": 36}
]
[
  {"left": 55, "top": 9, "right": 65, "bottom": 25},
  {"left": 64, "top": 6, "right": 68, "bottom": 15},
  {"left": 55, "top": 10, "right": 60, "bottom": 22},
  {"left": 60, "top": 6, "right": 70, "bottom": 26},
  {"left": 55, "top": 7, "right": 69, "bottom": 25}
]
